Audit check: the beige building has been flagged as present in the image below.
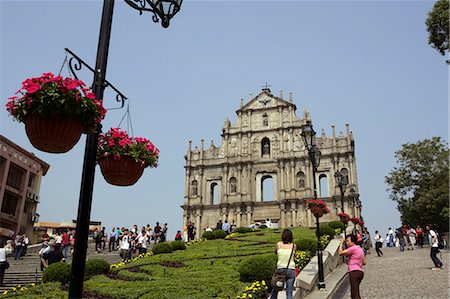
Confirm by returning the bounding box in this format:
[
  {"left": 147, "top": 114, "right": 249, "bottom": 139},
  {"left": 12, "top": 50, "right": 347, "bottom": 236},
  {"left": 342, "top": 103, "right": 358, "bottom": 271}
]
[
  {"left": 0, "top": 135, "right": 49, "bottom": 243},
  {"left": 182, "top": 88, "right": 361, "bottom": 236}
]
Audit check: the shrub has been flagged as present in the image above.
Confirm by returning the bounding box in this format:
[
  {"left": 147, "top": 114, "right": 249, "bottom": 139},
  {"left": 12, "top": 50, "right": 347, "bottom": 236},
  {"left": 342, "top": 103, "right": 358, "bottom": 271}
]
[
  {"left": 235, "top": 227, "right": 253, "bottom": 233},
  {"left": 238, "top": 254, "right": 277, "bottom": 283},
  {"left": 295, "top": 238, "right": 317, "bottom": 253},
  {"left": 170, "top": 240, "right": 186, "bottom": 251},
  {"left": 85, "top": 259, "right": 110, "bottom": 277},
  {"left": 43, "top": 262, "right": 71, "bottom": 284},
  {"left": 328, "top": 221, "right": 345, "bottom": 231},
  {"left": 319, "top": 224, "right": 335, "bottom": 238},
  {"left": 212, "top": 229, "right": 227, "bottom": 239},
  {"left": 152, "top": 242, "right": 173, "bottom": 255},
  {"left": 202, "top": 231, "right": 215, "bottom": 240}
]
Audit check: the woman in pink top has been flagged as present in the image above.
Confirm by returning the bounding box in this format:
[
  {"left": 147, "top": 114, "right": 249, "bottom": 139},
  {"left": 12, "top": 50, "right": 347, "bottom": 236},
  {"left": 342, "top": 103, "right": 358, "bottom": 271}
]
[{"left": 338, "top": 234, "right": 366, "bottom": 299}]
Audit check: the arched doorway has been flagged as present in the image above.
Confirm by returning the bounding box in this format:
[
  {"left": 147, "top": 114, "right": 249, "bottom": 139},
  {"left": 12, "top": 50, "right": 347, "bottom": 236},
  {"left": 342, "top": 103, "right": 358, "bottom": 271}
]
[{"left": 261, "top": 175, "right": 274, "bottom": 201}]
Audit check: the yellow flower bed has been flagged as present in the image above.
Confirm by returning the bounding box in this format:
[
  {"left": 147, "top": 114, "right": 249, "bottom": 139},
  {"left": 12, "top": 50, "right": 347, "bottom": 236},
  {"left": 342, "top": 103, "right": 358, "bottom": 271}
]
[
  {"left": 236, "top": 280, "right": 268, "bottom": 299},
  {"left": 110, "top": 252, "right": 153, "bottom": 270}
]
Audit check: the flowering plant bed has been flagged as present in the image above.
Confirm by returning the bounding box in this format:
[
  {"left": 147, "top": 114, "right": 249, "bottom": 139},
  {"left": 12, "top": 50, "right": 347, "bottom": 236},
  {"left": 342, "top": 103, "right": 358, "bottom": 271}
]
[
  {"left": 6, "top": 72, "right": 106, "bottom": 153},
  {"left": 306, "top": 199, "right": 330, "bottom": 218},
  {"left": 97, "top": 128, "right": 159, "bottom": 186},
  {"left": 338, "top": 212, "right": 350, "bottom": 224}
]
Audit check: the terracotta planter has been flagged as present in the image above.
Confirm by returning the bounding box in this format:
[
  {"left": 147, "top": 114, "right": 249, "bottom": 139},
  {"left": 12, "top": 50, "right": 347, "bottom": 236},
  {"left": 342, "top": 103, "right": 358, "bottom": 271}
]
[
  {"left": 310, "top": 206, "right": 324, "bottom": 218},
  {"left": 24, "top": 115, "right": 84, "bottom": 153},
  {"left": 98, "top": 155, "right": 145, "bottom": 186}
]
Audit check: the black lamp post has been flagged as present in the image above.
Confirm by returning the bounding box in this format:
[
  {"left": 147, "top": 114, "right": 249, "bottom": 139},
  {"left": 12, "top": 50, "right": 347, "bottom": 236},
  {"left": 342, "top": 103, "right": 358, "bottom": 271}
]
[
  {"left": 68, "top": 1, "right": 182, "bottom": 298},
  {"left": 301, "top": 120, "right": 325, "bottom": 290},
  {"left": 334, "top": 170, "right": 347, "bottom": 214}
]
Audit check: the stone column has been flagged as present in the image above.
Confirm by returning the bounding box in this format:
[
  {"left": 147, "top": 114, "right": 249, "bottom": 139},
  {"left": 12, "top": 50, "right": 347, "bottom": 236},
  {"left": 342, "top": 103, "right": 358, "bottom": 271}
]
[
  {"left": 290, "top": 161, "right": 296, "bottom": 196},
  {"left": 279, "top": 161, "right": 285, "bottom": 198},
  {"left": 223, "top": 165, "right": 229, "bottom": 203},
  {"left": 195, "top": 209, "right": 201, "bottom": 240},
  {"left": 197, "top": 169, "right": 203, "bottom": 203},
  {"left": 285, "top": 209, "right": 292, "bottom": 228},
  {"left": 306, "top": 208, "right": 312, "bottom": 227},
  {"left": 291, "top": 202, "right": 297, "bottom": 227},
  {"left": 237, "top": 164, "right": 242, "bottom": 197},
  {"left": 246, "top": 205, "right": 252, "bottom": 226},
  {"left": 279, "top": 203, "right": 286, "bottom": 228},
  {"left": 236, "top": 206, "right": 242, "bottom": 227}
]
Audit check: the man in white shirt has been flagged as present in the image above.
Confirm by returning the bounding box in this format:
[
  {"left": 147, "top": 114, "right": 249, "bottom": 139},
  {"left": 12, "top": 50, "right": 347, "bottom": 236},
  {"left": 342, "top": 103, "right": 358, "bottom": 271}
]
[
  {"left": 426, "top": 225, "right": 443, "bottom": 270},
  {"left": 0, "top": 241, "right": 13, "bottom": 287}
]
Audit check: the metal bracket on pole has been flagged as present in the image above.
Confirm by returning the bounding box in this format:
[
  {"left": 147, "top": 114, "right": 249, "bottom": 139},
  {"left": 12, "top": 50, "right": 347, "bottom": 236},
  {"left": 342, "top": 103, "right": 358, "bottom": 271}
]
[{"left": 64, "top": 47, "right": 128, "bottom": 110}]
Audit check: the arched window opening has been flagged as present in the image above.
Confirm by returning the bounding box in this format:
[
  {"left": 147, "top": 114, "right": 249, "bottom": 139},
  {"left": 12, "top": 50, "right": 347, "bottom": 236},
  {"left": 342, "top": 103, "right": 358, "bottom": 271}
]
[
  {"left": 261, "top": 175, "right": 274, "bottom": 201},
  {"left": 229, "top": 177, "right": 237, "bottom": 193},
  {"left": 211, "top": 183, "right": 219, "bottom": 205},
  {"left": 297, "top": 171, "right": 305, "bottom": 188},
  {"left": 262, "top": 113, "right": 269, "bottom": 127},
  {"left": 340, "top": 168, "right": 349, "bottom": 185},
  {"left": 191, "top": 180, "right": 198, "bottom": 196},
  {"left": 261, "top": 137, "right": 270, "bottom": 156},
  {"left": 319, "top": 174, "right": 328, "bottom": 197}
]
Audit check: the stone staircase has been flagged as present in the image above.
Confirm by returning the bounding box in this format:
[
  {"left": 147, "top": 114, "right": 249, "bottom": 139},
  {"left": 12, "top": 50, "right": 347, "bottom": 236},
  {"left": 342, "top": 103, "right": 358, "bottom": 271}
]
[{"left": 0, "top": 270, "right": 42, "bottom": 292}]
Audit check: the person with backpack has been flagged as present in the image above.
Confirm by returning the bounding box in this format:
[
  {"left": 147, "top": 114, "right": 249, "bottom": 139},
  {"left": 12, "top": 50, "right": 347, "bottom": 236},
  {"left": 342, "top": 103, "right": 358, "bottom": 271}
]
[
  {"left": 426, "top": 224, "right": 443, "bottom": 271},
  {"left": 374, "top": 230, "right": 384, "bottom": 257}
]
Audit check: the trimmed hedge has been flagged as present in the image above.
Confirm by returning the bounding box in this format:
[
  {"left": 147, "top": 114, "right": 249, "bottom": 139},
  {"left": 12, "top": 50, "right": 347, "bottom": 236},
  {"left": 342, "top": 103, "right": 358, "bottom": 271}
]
[
  {"left": 295, "top": 238, "right": 318, "bottom": 253},
  {"left": 319, "top": 224, "right": 335, "bottom": 238},
  {"left": 152, "top": 242, "right": 173, "bottom": 254},
  {"left": 85, "top": 259, "right": 110, "bottom": 277},
  {"left": 235, "top": 227, "right": 253, "bottom": 233},
  {"left": 170, "top": 240, "right": 187, "bottom": 251},
  {"left": 238, "top": 254, "right": 277, "bottom": 283},
  {"left": 43, "top": 262, "right": 71, "bottom": 284},
  {"left": 212, "top": 229, "right": 227, "bottom": 239},
  {"left": 328, "top": 221, "right": 345, "bottom": 231},
  {"left": 202, "top": 231, "right": 215, "bottom": 240}
]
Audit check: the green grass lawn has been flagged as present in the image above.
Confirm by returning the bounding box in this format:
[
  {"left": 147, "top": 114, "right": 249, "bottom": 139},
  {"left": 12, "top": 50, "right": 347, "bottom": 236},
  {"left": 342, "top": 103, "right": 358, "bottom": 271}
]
[{"left": 2, "top": 227, "right": 317, "bottom": 299}]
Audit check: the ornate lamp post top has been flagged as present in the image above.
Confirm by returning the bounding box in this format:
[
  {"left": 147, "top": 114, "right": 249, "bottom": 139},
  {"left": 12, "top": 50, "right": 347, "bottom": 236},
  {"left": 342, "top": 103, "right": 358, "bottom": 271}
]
[
  {"left": 125, "top": 0, "right": 183, "bottom": 28},
  {"left": 301, "top": 121, "right": 321, "bottom": 170},
  {"left": 335, "top": 170, "right": 347, "bottom": 193}
]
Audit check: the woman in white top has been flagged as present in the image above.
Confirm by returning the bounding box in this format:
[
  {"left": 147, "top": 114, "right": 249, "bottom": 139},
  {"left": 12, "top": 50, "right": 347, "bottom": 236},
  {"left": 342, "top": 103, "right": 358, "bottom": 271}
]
[
  {"left": 137, "top": 229, "right": 148, "bottom": 254},
  {"left": 270, "top": 229, "right": 296, "bottom": 299},
  {"left": 0, "top": 241, "right": 13, "bottom": 287},
  {"left": 120, "top": 232, "right": 131, "bottom": 261}
]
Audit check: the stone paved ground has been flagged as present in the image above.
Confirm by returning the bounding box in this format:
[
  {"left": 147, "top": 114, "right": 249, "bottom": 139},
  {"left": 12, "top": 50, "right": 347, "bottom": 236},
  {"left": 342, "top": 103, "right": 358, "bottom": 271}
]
[{"left": 339, "top": 246, "right": 449, "bottom": 299}]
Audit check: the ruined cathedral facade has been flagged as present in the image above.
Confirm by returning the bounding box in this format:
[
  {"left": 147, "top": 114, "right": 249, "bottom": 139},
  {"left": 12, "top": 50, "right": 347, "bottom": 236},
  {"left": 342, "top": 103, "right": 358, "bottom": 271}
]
[{"left": 182, "top": 88, "right": 361, "bottom": 236}]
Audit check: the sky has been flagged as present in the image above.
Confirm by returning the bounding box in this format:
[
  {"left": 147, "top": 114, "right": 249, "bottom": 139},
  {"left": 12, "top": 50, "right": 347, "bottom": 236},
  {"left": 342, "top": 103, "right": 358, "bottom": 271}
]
[{"left": 0, "top": 0, "right": 447, "bottom": 240}]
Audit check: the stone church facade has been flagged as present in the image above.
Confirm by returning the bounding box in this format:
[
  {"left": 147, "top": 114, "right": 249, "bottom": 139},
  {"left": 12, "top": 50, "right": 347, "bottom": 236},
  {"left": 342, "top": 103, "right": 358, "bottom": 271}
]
[{"left": 182, "top": 87, "right": 361, "bottom": 236}]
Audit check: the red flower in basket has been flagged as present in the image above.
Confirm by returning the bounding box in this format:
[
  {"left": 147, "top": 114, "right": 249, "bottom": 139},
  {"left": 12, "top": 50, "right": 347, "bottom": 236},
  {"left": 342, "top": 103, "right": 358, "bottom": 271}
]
[
  {"left": 97, "top": 128, "right": 159, "bottom": 186},
  {"left": 6, "top": 72, "right": 106, "bottom": 153},
  {"left": 351, "top": 217, "right": 362, "bottom": 225},
  {"left": 338, "top": 212, "right": 350, "bottom": 224},
  {"left": 307, "top": 199, "right": 330, "bottom": 218}
]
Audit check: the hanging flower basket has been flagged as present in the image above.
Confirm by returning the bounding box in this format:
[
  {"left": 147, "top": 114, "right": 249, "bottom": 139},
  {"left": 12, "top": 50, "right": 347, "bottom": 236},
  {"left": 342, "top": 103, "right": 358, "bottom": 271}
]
[
  {"left": 310, "top": 206, "right": 324, "bottom": 218},
  {"left": 97, "top": 128, "right": 159, "bottom": 186},
  {"left": 306, "top": 199, "right": 330, "bottom": 218},
  {"left": 24, "top": 115, "right": 84, "bottom": 153},
  {"left": 351, "top": 217, "right": 362, "bottom": 226},
  {"left": 338, "top": 212, "right": 350, "bottom": 224},
  {"left": 6, "top": 72, "right": 106, "bottom": 153},
  {"left": 98, "top": 155, "right": 145, "bottom": 186}
]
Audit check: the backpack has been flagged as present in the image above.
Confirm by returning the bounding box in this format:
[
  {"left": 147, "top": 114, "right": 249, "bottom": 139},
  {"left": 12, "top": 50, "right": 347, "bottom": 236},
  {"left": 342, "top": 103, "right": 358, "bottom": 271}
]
[{"left": 437, "top": 232, "right": 445, "bottom": 250}]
